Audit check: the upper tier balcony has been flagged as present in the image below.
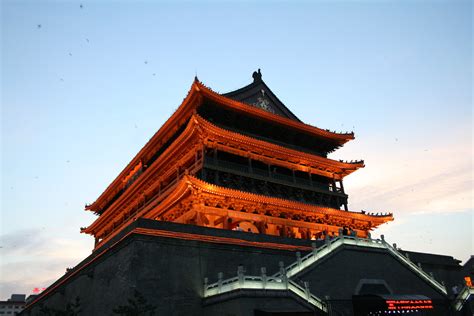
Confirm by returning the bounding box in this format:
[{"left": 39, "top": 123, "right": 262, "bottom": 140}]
[{"left": 203, "top": 156, "right": 345, "bottom": 197}]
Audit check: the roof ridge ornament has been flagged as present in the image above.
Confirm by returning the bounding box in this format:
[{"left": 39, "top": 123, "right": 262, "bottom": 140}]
[{"left": 252, "top": 68, "right": 262, "bottom": 82}]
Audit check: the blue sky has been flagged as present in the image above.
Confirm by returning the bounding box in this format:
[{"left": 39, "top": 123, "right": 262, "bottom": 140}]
[{"left": 1, "top": 0, "right": 472, "bottom": 299}]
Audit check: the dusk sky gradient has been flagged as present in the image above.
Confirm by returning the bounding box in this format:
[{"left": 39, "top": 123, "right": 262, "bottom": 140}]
[{"left": 1, "top": 0, "right": 472, "bottom": 299}]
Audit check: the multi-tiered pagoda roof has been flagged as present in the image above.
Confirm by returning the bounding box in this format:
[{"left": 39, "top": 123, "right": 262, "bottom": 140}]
[{"left": 83, "top": 70, "right": 393, "bottom": 250}]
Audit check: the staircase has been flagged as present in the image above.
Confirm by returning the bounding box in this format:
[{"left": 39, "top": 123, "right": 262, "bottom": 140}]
[
  {"left": 453, "top": 285, "right": 474, "bottom": 311},
  {"left": 273, "top": 235, "right": 447, "bottom": 295},
  {"left": 204, "top": 272, "right": 327, "bottom": 312},
  {"left": 203, "top": 235, "right": 448, "bottom": 314}
]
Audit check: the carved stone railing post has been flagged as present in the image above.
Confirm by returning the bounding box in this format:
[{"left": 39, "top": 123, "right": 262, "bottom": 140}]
[
  {"left": 217, "top": 272, "right": 223, "bottom": 293},
  {"left": 325, "top": 294, "right": 331, "bottom": 314},
  {"left": 279, "top": 261, "right": 288, "bottom": 290},
  {"left": 304, "top": 281, "right": 310, "bottom": 301},
  {"left": 311, "top": 242, "right": 317, "bottom": 256},
  {"left": 279, "top": 261, "right": 285, "bottom": 275},
  {"left": 203, "top": 277, "right": 208, "bottom": 295},
  {"left": 237, "top": 265, "right": 244, "bottom": 287},
  {"left": 296, "top": 251, "right": 302, "bottom": 269}
]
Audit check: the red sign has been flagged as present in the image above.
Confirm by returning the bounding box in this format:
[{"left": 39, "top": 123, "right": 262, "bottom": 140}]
[{"left": 386, "top": 299, "right": 434, "bottom": 311}]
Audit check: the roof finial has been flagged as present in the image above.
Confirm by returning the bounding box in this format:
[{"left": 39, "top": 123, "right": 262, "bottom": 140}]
[
  {"left": 252, "top": 68, "right": 262, "bottom": 82},
  {"left": 194, "top": 69, "right": 199, "bottom": 82}
]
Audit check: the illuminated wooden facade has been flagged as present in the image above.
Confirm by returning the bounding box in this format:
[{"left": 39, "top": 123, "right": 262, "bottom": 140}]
[{"left": 82, "top": 70, "right": 393, "bottom": 250}]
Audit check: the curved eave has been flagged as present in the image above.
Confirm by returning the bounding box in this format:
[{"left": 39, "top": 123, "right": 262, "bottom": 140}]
[
  {"left": 82, "top": 114, "right": 205, "bottom": 234},
  {"left": 83, "top": 114, "right": 366, "bottom": 236},
  {"left": 196, "top": 81, "right": 354, "bottom": 144},
  {"left": 83, "top": 174, "right": 393, "bottom": 241},
  {"left": 85, "top": 113, "right": 365, "bottom": 234},
  {"left": 85, "top": 80, "right": 202, "bottom": 212},
  {"left": 196, "top": 114, "right": 364, "bottom": 177},
  {"left": 87, "top": 78, "right": 356, "bottom": 213},
  {"left": 82, "top": 173, "right": 194, "bottom": 238},
  {"left": 223, "top": 79, "right": 302, "bottom": 122},
  {"left": 185, "top": 175, "right": 393, "bottom": 225}
]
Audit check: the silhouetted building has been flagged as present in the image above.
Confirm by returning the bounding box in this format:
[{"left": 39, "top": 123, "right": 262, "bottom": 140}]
[{"left": 1, "top": 294, "right": 26, "bottom": 315}]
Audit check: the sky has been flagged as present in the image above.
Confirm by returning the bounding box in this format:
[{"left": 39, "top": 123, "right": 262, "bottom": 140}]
[{"left": 1, "top": 0, "right": 472, "bottom": 300}]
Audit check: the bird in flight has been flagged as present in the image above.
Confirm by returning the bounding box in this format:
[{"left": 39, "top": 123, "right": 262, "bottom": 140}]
[
  {"left": 80, "top": 4, "right": 83, "bottom": 9},
  {"left": 37, "top": 24, "right": 42, "bottom": 29}
]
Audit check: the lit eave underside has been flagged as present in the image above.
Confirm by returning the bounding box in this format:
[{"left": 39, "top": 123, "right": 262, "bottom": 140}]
[
  {"left": 83, "top": 174, "right": 393, "bottom": 241},
  {"left": 195, "top": 114, "right": 364, "bottom": 177},
  {"left": 183, "top": 175, "right": 393, "bottom": 224},
  {"left": 195, "top": 80, "right": 354, "bottom": 143},
  {"left": 87, "top": 79, "right": 355, "bottom": 213},
  {"left": 87, "top": 113, "right": 364, "bottom": 224},
  {"left": 85, "top": 81, "right": 201, "bottom": 213}
]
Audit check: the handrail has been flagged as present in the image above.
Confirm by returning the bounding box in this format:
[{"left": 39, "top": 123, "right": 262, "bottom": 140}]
[
  {"left": 453, "top": 285, "right": 474, "bottom": 311},
  {"left": 287, "top": 280, "right": 327, "bottom": 311},
  {"left": 203, "top": 158, "right": 345, "bottom": 197},
  {"left": 382, "top": 241, "right": 447, "bottom": 295},
  {"left": 204, "top": 235, "right": 448, "bottom": 312},
  {"left": 273, "top": 236, "right": 447, "bottom": 295},
  {"left": 204, "top": 275, "right": 327, "bottom": 312},
  {"left": 205, "top": 275, "right": 284, "bottom": 295}
]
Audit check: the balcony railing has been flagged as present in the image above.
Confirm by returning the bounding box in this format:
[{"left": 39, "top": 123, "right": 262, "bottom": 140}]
[
  {"left": 453, "top": 285, "right": 474, "bottom": 311},
  {"left": 204, "top": 157, "right": 343, "bottom": 196}
]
